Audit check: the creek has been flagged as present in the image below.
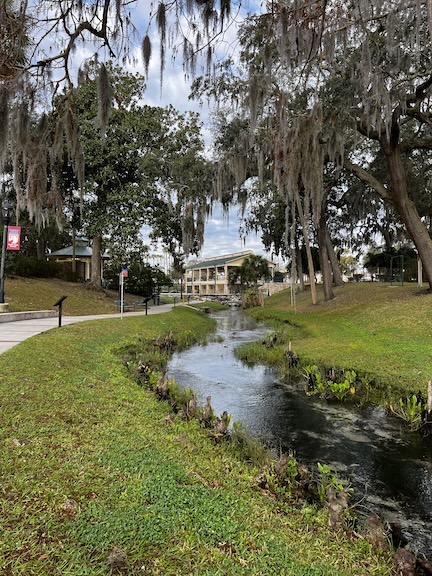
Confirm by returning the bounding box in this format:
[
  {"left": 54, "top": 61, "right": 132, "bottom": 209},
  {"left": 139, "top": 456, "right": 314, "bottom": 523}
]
[{"left": 168, "top": 308, "right": 432, "bottom": 557}]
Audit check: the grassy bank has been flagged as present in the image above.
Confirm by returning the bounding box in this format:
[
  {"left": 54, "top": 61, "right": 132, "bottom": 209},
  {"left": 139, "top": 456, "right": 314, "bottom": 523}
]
[
  {"left": 243, "top": 282, "right": 432, "bottom": 401},
  {"left": 0, "top": 306, "right": 394, "bottom": 575},
  {"left": 4, "top": 276, "right": 220, "bottom": 316},
  {"left": 4, "top": 277, "right": 121, "bottom": 315}
]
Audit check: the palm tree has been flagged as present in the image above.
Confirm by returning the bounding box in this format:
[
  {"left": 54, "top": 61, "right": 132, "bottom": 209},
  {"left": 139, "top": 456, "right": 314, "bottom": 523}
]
[{"left": 229, "top": 254, "right": 270, "bottom": 297}]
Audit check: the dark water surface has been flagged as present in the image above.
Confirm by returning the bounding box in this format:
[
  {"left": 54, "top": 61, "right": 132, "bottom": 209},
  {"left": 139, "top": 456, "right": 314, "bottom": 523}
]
[{"left": 168, "top": 308, "right": 432, "bottom": 555}]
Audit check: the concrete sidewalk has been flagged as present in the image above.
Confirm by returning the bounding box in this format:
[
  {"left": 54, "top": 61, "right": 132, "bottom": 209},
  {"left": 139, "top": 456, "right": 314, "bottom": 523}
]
[{"left": 0, "top": 304, "right": 174, "bottom": 355}]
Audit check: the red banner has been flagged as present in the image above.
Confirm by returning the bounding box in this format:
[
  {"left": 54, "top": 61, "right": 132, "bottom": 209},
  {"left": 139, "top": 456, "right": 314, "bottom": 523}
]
[{"left": 7, "top": 226, "right": 21, "bottom": 251}]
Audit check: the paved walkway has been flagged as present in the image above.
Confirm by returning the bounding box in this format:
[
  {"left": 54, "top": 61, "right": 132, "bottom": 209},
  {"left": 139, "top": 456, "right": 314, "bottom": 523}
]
[{"left": 0, "top": 304, "right": 174, "bottom": 355}]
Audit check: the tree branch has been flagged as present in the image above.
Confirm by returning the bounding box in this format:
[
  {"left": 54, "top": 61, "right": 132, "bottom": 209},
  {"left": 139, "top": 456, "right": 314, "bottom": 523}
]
[
  {"left": 34, "top": 1, "right": 117, "bottom": 73},
  {"left": 356, "top": 119, "right": 380, "bottom": 141},
  {"left": 400, "top": 137, "right": 432, "bottom": 152},
  {"left": 406, "top": 75, "right": 432, "bottom": 107},
  {"left": 405, "top": 107, "right": 432, "bottom": 129},
  {"left": 343, "top": 156, "right": 390, "bottom": 201}
]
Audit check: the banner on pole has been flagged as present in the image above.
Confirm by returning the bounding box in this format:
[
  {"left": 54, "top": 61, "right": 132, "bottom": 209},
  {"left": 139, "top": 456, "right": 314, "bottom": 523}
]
[{"left": 7, "top": 226, "right": 21, "bottom": 251}]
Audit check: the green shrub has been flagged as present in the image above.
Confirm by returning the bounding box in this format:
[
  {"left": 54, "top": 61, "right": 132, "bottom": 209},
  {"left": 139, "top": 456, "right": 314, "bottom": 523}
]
[
  {"left": 244, "top": 289, "right": 262, "bottom": 308},
  {"left": 6, "top": 254, "right": 61, "bottom": 278}
]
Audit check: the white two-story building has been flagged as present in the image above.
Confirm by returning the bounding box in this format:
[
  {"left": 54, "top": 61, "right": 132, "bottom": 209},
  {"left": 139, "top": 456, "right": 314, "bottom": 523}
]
[{"left": 184, "top": 250, "right": 275, "bottom": 297}]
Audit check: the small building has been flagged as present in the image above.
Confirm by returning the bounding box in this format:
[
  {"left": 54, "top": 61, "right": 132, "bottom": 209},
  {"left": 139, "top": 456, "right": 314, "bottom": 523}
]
[
  {"left": 46, "top": 238, "right": 108, "bottom": 281},
  {"left": 185, "top": 250, "right": 275, "bottom": 297}
]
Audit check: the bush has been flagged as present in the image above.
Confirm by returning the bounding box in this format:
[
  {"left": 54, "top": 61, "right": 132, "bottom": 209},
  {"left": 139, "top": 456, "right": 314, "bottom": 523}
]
[
  {"left": 244, "top": 289, "right": 262, "bottom": 308},
  {"left": 6, "top": 255, "right": 62, "bottom": 278},
  {"left": 104, "top": 260, "right": 173, "bottom": 297}
]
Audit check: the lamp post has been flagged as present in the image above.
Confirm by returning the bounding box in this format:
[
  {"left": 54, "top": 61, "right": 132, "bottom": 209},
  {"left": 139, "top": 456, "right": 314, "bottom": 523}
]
[{"left": 0, "top": 202, "right": 12, "bottom": 304}]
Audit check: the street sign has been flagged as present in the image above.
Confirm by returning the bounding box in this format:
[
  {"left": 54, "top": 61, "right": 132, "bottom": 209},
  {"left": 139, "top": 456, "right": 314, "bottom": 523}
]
[{"left": 7, "top": 226, "right": 21, "bottom": 250}]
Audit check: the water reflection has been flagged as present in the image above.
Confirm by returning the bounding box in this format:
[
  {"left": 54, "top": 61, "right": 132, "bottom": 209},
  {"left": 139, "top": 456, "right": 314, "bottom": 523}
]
[{"left": 168, "top": 308, "right": 432, "bottom": 554}]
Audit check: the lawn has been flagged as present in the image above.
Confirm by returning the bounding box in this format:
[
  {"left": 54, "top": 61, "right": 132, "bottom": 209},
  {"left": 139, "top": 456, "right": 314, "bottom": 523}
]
[
  {"left": 0, "top": 304, "right": 394, "bottom": 575},
  {"left": 5, "top": 277, "right": 121, "bottom": 315}
]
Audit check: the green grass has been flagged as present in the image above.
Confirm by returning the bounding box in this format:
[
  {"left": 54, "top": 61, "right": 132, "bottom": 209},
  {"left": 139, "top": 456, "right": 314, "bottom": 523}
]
[
  {"left": 5, "top": 277, "right": 122, "bottom": 315},
  {"left": 0, "top": 305, "right": 394, "bottom": 575},
  {"left": 245, "top": 282, "right": 432, "bottom": 400},
  {"left": 4, "top": 276, "right": 227, "bottom": 316}
]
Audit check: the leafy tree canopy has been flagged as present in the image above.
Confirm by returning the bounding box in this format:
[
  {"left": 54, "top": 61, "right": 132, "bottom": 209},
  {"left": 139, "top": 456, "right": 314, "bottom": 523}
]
[
  {"left": 104, "top": 255, "right": 172, "bottom": 297},
  {"left": 50, "top": 63, "right": 212, "bottom": 286}
]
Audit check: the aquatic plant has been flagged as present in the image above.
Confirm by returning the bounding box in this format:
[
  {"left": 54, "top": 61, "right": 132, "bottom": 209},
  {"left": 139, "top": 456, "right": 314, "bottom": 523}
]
[
  {"left": 262, "top": 331, "right": 279, "bottom": 348},
  {"left": 316, "top": 462, "right": 349, "bottom": 505},
  {"left": 328, "top": 370, "right": 357, "bottom": 401},
  {"left": 389, "top": 395, "right": 424, "bottom": 431},
  {"left": 303, "top": 364, "right": 328, "bottom": 398},
  {"left": 304, "top": 365, "right": 357, "bottom": 401},
  {"left": 256, "top": 452, "right": 300, "bottom": 500},
  {"left": 328, "top": 380, "right": 351, "bottom": 401},
  {"left": 284, "top": 341, "right": 299, "bottom": 368}
]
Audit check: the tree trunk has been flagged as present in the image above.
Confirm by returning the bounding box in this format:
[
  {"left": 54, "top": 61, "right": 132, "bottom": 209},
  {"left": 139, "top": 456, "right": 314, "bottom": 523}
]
[
  {"left": 72, "top": 227, "right": 76, "bottom": 274},
  {"left": 384, "top": 144, "right": 432, "bottom": 289},
  {"left": 381, "top": 226, "right": 393, "bottom": 252},
  {"left": 295, "top": 244, "right": 305, "bottom": 291},
  {"left": 325, "top": 229, "right": 344, "bottom": 286},
  {"left": 295, "top": 194, "right": 317, "bottom": 304},
  {"left": 36, "top": 237, "right": 45, "bottom": 260},
  {"left": 90, "top": 234, "right": 103, "bottom": 290},
  {"left": 318, "top": 213, "right": 335, "bottom": 301},
  {"left": 391, "top": 194, "right": 432, "bottom": 287}
]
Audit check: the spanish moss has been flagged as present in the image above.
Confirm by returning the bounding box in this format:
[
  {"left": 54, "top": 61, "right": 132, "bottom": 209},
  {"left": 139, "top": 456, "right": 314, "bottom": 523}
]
[{"left": 97, "top": 63, "right": 112, "bottom": 140}]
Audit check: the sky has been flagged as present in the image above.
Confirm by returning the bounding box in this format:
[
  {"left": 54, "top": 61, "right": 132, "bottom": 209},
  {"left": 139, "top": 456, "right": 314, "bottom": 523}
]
[{"left": 126, "top": 2, "right": 272, "bottom": 262}]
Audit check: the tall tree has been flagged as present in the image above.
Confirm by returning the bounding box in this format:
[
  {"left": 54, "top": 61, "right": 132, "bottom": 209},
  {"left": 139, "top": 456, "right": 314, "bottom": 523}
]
[
  {"left": 139, "top": 106, "right": 213, "bottom": 267},
  {"left": 56, "top": 64, "right": 211, "bottom": 288},
  {"left": 187, "top": 1, "right": 432, "bottom": 291}
]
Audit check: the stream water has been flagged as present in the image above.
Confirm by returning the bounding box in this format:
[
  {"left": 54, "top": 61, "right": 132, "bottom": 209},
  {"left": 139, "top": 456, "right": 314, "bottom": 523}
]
[{"left": 168, "top": 308, "right": 432, "bottom": 556}]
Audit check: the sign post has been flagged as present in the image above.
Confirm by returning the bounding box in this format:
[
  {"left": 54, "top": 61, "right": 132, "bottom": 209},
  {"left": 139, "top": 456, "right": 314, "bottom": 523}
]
[
  {"left": 53, "top": 295, "right": 68, "bottom": 327},
  {"left": 0, "top": 205, "right": 15, "bottom": 305},
  {"left": 119, "top": 264, "right": 128, "bottom": 319},
  {"left": 0, "top": 222, "right": 8, "bottom": 305}
]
